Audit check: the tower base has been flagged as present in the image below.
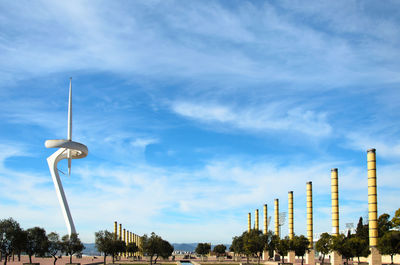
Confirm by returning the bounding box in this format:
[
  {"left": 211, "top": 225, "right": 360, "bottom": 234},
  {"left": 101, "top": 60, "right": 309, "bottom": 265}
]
[
  {"left": 306, "top": 250, "right": 315, "bottom": 265},
  {"left": 262, "top": 251, "right": 269, "bottom": 261},
  {"left": 331, "top": 251, "right": 341, "bottom": 265},
  {"left": 288, "top": 251, "right": 295, "bottom": 263},
  {"left": 368, "top": 247, "right": 382, "bottom": 265}
]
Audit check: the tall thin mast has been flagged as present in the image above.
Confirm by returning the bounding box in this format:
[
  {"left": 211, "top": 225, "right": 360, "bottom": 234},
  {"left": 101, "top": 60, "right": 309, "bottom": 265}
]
[{"left": 68, "top": 78, "right": 72, "bottom": 141}]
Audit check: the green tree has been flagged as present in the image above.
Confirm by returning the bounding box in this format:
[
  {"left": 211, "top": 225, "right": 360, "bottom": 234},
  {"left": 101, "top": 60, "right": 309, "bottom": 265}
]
[
  {"left": 377, "top": 231, "right": 400, "bottom": 264},
  {"left": 315, "top": 233, "right": 332, "bottom": 265},
  {"left": 111, "top": 240, "right": 126, "bottom": 263},
  {"left": 242, "top": 230, "right": 268, "bottom": 264},
  {"left": 196, "top": 243, "right": 211, "bottom": 261},
  {"left": 356, "top": 217, "right": 369, "bottom": 241},
  {"left": 12, "top": 227, "right": 27, "bottom": 262},
  {"left": 391, "top": 208, "right": 400, "bottom": 229},
  {"left": 25, "top": 227, "right": 48, "bottom": 264},
  {"left": 213, "top": 244, "right": 227, "bottom": 261},
  {"left": 127, "top": 242, "right": 139, "bottom": 258},
  {"left": 0, "top": 218, "right": 22, "bottom": 265},
  {"left": 141, "top": 233, "right": 162, "bottom": 265},
  {"left": 158, "top": 240, "right": 173, "bottom": 261},
  {"left": 275, "top": 237, "right": 290, "bottom": 263},
  {"left": 61, "top": 233, "right": 85, "bottom": 264},
  {"left": 95, "top": 230, "right": 115, "bottom": 265},
  {"left": 48, "top": 232, "right": 62, "bottom": 265},
  {"left": 268, "top": 234, "right": 279, "bottom": 259},
  {"left": 230, "top": 236, "right": 244, "bottom": 261},
  {"left": 348, "top": 237, "right": 369, "bottom": 263},
  {"left": 291, "top": 235, "right": 310, "bottom": 265},
  {"left": 378, "top": 213, "right": 393, "bottom": 237},
  {"left": 331, "top": 234, "right": 353, "bottom": 265}
]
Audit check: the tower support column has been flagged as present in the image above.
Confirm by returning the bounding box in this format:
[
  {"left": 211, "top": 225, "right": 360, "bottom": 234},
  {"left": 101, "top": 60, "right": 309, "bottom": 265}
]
[
  {"left": 248, "top": 212, "right": 251, "bottom": 232},
  {"left": 331, "top": 168, "right": 342, "bottom": 265},
  {"left": 305, "top": 182, "right": 315, "bottom": 265},
  {"left": 255, "top": 209, "right": 259, "bottom": 230},
  {"left": 262, "top": 204, "right": 269, "bottom": 261},
  {"left": 367, "top": 149, "right": 382, "bottom": 265},
  {"left": 288, "top": 191, "right": 295, "bottom": 263}
]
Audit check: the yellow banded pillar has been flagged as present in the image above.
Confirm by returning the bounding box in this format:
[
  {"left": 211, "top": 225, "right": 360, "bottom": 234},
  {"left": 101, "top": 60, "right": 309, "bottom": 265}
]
[
  {"left": 331, "top": 169, "right": 341, "bottom": 265},
  {"left": 367, "top": 149, "right": 382, "bottom": 265},
  {"left": 126, "top": 230, "right": 129, "bottom": 257},
  {"left": 288, "top": 191, "right": 295, "bottom": 263},
  {"left": 263, "top": 204, "right": 269, "bottom": 260},
  {"left": 306, "top": 182, "right": 315, "bottom": 265},
  {"left": 119, "top": 224, "right": 122, "bottom": 258},
  {"left": 255, "top": 209, "right": 259, "bottom": 231},
  {"left": 248, "top": 212, "right": 251, "bottom": 232},
  {"left": 274, "top": 199, "right": 279, "bottom": 237},
  {"left": 114, "top": 221, "right": 117, "bottom": 240},
  {"left": 123, "top": 229, "right": 126, "bottom": 257}
]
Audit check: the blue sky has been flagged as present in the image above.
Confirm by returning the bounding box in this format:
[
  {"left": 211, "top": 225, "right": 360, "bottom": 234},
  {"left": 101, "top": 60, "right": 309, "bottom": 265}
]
[{"left": 1, "top": 0, "right": 400, "bottom": 244}]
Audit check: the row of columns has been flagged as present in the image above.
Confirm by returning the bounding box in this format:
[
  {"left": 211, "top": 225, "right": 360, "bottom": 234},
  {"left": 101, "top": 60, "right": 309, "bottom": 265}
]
[
  {"left": 114, "top": 221, "right": 142, "bottom": 258},
  {"left": 246, "top": 148, "right": 381, "bottom": 265}
]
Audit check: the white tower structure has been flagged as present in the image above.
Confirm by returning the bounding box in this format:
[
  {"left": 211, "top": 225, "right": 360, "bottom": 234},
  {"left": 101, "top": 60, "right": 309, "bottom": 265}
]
[{"left": 45, "top": 78, "right": 88, "bottom": 235}]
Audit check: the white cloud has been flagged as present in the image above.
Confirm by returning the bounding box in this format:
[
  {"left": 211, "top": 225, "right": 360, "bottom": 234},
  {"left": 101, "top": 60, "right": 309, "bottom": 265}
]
[{"left": 171, "top": 101, "right": 331, "bottom": 137}]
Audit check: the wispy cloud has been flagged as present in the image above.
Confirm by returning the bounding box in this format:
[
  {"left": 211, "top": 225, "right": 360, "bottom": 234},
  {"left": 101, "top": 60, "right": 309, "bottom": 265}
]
[{"left": 171, "top": 101, "right": 331, "bottom": 137}]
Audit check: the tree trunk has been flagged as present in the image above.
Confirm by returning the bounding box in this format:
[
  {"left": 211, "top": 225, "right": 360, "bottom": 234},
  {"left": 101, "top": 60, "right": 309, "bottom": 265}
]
[
  {"left": 155, "top": 254, "right": 159, "bottom": 264},
  {"left": 301, "top": 256, "right": 304, "bottom": 265},
  {"left": 4, "top": 254, "right": 8, "bottom": 265},
  {"left": 321, "top": 254, "right": 325, "bottom": 265},
  {"left": 18, "top": 253, "right": 21, "bottom": 262},
  {"left": 70, "top": 254, "right": 72, "bottom": 264},
  {"left": 104, "top": 254, "right": 107, "bottom": 265},
  {"left": 29, "top": 254, "right": 32, "bottom": 264},
  {"left": 247, "top": 255, "right": 249, "bottom": 264},
  {"left": 391, "top": 255, "right": 394, "bottom": 264},
  {"left": 150, "top": 255, "right": 153, "bottom": 265},
  {"left": 358, "top": 256, "right": 360, "bottom": 264},
  {"left": 112, "top": 254, "right": 115, "bottom": 263}
]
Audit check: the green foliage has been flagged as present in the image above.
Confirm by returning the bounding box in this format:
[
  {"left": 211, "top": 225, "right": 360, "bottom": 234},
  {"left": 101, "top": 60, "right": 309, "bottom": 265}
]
[
  {"left": 95, "top": 230, "right": 117, "bottom": 264},
  {"left": 347, "top": 237, "right": 370, "bottom": 263},
  {"left": 242, "top": 229, "right": 268, "bottom": 264},
  {"left": 391, "top": 208, "right": 400, "bottom": 229},
  {"left": 331, "top": 234, "right": 353, "bottom": 264},
  {"left": 377, "top": 231, "right": 400, "bottom": 264},
  {"left": 0, "top": 218, "right": 22, "bottom": 265},
  {"left": 356, "top": 217, "right": 369, "bottom": 241},
  {"left": 26, "top": 227, "right": 48, "bottom": 263},
  {"left": 159, "top": 240, "right": 173, "bottom": 259},
  {"left": 213, "top": 244, "right": 227, "bottom": 257},
  {"left": 196, "top": 243, "right": 211, "bottom": 257},
  {"left": 275, "top": 237, "right": 290, "bottom": 262},
  {"left": 315, "top": 233, "right": 332, "bottom": 265},
  {"left": 230, "top": 236, "right": 244, "bottom": 255},
  {"left": 291, "top": 235, "right": 310, "bottom": 265},
  {"left": 48, "top": 232, "right": 62, "bottom": 265},
  {"left": 378, "top": 213, "right": 393, "bottom": 237},
  {"left": 127, "top": 242, "right": 139, "bottom": 256},
  {"left": 141, "top": 232, "right": 173, "bottom": 265},
  {"left": 61, "top": 233, "right": 85, "bottom": 264},
  {"left": 268, "top": 234, "right": 279, "bottom": 258}
]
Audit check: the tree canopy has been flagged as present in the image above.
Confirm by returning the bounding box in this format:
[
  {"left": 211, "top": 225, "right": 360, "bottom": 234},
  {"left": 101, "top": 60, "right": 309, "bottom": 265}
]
[{"left": 61, "top": 233, "right": 85, "bottom": 264}]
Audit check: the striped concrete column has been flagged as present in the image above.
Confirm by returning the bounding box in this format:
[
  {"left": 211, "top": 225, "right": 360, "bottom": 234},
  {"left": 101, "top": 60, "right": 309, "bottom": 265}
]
[
  {"left": 288, "top": 191, "right": 294, "bottom": 239},
  {"left": 248, "top": 212, "right": 251, "bottom": 232},
  {"left": 274, "top": 199, "right": 279, "bottom": 237},
  {"left": 331, "top": 168, "right": 341, "bottom": 265},
  {"left": 123, "top": 229, "right": 126, "bottom": 257},
  {"left": 367, "top": 149, "right": 382, "bottom": 265},
  {"left": 114, "top": 221, "right": 117, "bottom": 240},
  {"left": 255, "top": 209, "right": 259, "bottom": 231},
  {"left": 262, "top": 204, "right": 269, "bottom": 260},
  {"left": 119, "top": 224, "right": 122, "bottom": 240},
  {"left": 263, "top": 204, "right": 268, "bottom": 235},
  {"left": 305, "top": 181, "right": 315, "bottom": 265},
  {"left": 288, "top": 191, "right": 295, "bottom": 263}
]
